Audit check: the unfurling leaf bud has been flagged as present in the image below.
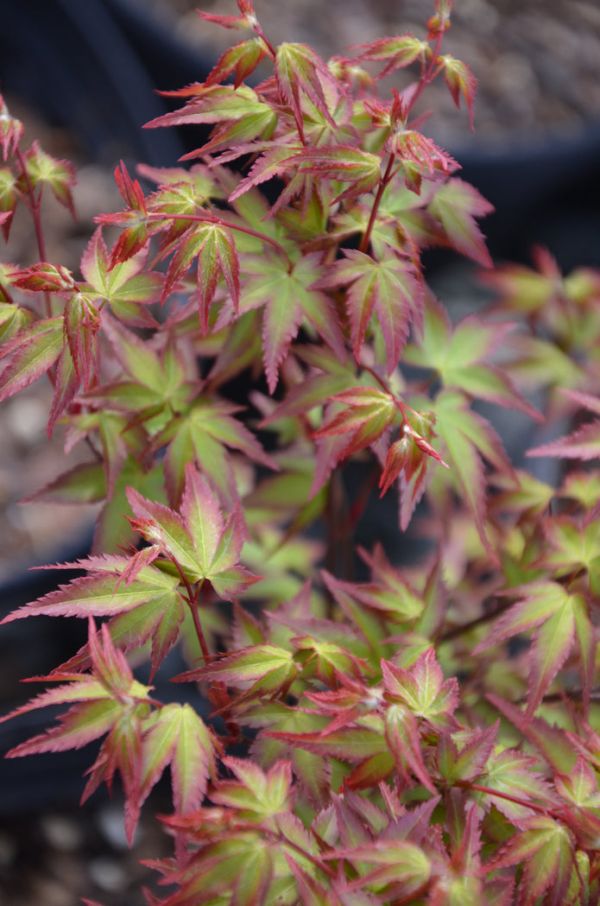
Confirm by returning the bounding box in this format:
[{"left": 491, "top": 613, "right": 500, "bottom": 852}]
[{"left": 0, "top": 95, "right": 23, "bottom": 161}]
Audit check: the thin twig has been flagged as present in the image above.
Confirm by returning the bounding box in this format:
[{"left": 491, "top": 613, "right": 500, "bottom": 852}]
[
  {"left": 170, "top": 558, "right": 211, "bottom": 664},
  {"left": 440, "top": 597, "right": 512, "bottom": 643},
  {"left": 15, "top": 147, "right": 52, "bottom": 318}
]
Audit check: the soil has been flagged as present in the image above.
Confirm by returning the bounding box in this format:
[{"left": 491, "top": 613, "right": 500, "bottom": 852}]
[{"left": 149, "top": 0, "right": 600, "bottom": 147}]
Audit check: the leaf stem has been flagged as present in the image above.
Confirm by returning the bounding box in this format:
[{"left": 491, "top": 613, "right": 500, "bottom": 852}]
[
  {"left": 170, "top": 559, "right": 211, "bottom": 664},
  {"left": 359, "top": 153, "right": 395, "bottom": 254},
  {"left": 358, "top": 33, "right": 444, "bottom": 256},
  {"left": 439, "top": 597, "right": 513, "bottom": 643},
  {"left": 456, "top": 780, "right": 551, "bottom": 816},
  {"left": 15, "top": 147, "right": 52, "bottom": 318}
]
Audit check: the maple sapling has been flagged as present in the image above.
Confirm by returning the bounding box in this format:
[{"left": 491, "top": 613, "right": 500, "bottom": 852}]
[{"left": 2, "top": 1, "right": 600, "bottom": 903}]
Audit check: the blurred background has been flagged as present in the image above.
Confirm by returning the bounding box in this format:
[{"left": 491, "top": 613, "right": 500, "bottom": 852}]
[{"left": 0, "top": 1, "right": 599, "bottom": 903}]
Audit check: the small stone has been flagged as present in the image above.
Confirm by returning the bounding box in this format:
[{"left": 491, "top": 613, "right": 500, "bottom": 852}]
[
  {"left": 40, "top": 814, "right": 81, "bottom": 853},
  {"left": 6, "top": 396, "right": 48, "bottom": 445},
  {"left": 89, "top": 856, "right": 128, "bottom": 892}
]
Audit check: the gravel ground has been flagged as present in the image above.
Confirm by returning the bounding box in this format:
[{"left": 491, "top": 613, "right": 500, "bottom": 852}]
[{"left": 149, "top": 0, "right": 600, "bottom": 146}]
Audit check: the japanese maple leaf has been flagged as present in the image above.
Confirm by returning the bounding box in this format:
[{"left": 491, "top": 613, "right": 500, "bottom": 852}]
[
  {"left": 153, "top": 395, "right": 276, "bottom": 504},
  {"left": 404, "top": 296, "right": 540, "bottom": 418},
  {"left": 0, "top": 621, "right": 151, "bottom": 840},
  {"left": 475, "top": 581, "right": 592, "bottom": 715},
  {"left": 329, "top": 838, "right": 432, "bottom": 900},
  {"left": 80, "top": 228, "right": 162, "bottom": 326},
  {"left": 433, "top": 389, "right": 514, "bottom": 559},
  {"left": 275, "top": 42, "right": 338, "bottom": 139},
  {"left": 356, "top": 34, "right": 430, "bottom": 78},
  {"left": 428, "top": 177, "right": 493, "bottom": 267},
  {"left": 160, "top": 222, "right": 240, "bottom": 332},
  {"left": 2, "top": 554, "right": 187, "bottom": 678},
  {"left": 21, "top": 141, "right": 76, "bottom": 217},
  {"left": 379, "top": 418, "right": 449, "bottom": 529},
  {"left": 196, "top": 0, "right": 258, "bottom": 30},
  {"left": 137, "top": 702, "right": 217, "bottom": 821},
  {"left": 205, "top": 38, "right": 268, "bottom": 89},
  {"left": 316, "top": 248, "right": 424, "bottom": 373},
  {"left": 88, "top": 316, "right": 197, "bottom": 430},
  {"left": 486, "top": 816, "right": 575, "bottom": 906},
  {"left": 240, "top": 252, "right": 345, "bottom": 392},
  {"left": 313, "top": 386, "right": 400, "bottom": 463},
  {"left": 528, "top": 389, "right": 600, "bottom": 461},
  {"left": 127, "top": 464, "right": 258, "bottom": 597},
  {"left": 94, "top": 162, "right": 148, "bottom": 266},
  {"left": 382, "top": 649, "right": 459, "bottom": 729},
  {"left": 177, "top": 644, "right": 298, "bottom": 706}
]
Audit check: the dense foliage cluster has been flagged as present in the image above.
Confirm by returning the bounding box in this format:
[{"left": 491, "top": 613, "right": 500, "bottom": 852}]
[{"left": 2, "top": 1, "right": 600, "bottom": 902}]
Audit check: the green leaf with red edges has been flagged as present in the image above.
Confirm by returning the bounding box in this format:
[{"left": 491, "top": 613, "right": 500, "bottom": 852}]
[
  {"left": 156, "top": 396, "right": 276, "bottom": 504},
  {"left": 437, "top": 725, "right": 498, "bottom": 785},
  {"left": 178, "top": 644, "right": 298, "bottom": 702},
  {"left": 404, "top": 298, "right": 539, "bottom": 417},
  {"left": 241, "top": 253, "right": 345, "bottom": 393},
  {"left": 543, "top": 517, "right": 600, "bottom": 580},
  {"left": 0, "top": 317, "right": 63, "bottom": 402},
  {"left": 80, "top": 229, "right": 162, "bottom": 319},
  {"left": 64, "top": 293, "right": 99, "bottom": 390},
  {"left": 476, "top": 581, "right": 590, "bottom": 714},
  {"left": 331, "top": 840, "right": 431, "bottom": 898},
  {"left": 26, "top": 461, "right": 106, "bottom": 505},
  {"left": 382, "top": 649, "right": 459, "bottom": 728},
  {"left": 317, "top": 249, "right": 423, "bottom": 373},
  {"left": 275, "top": 43, "right": 336, "bottom": 137},
  {"left": 1, "top": 623, "right": 150, "bottom": 786},
  {"left": 267, "top": 723, "right": 389, "bottom": 765},
  {"left": 440, "top": 55, "right": 477, "bottom": 128},
  {"left": 2, "top": 557, "right": 185, "bottom": 675},
  {"left": 428, "top": 178, "right": 493, "bottom": 266},
  {"left": 486, "top": 816, "right": 574, "bottom": 906},
  {"left": 487, "top": 695, "right": 579, "bottom": 776},
  {"left": 475, "top": 748, "right": 556, "bottom": 821},
  {"left": 147, "top": 84, "right": 272, "bottom": 131},
  {"left": 0, "top": 300, "right": 33, "bottom": 340},
  {"left": 206, "top": 38, "right": 268, "bottom": 88},
  {"left": 433, "top": 390, "right": 511, "bottom": 557},
  {"left": 211, "top": 758, "right": 292, "bottom": 820},
  {"left": 357, "top": 34, "right": 430, "bottom": 77},
  {"left": 106, "top": 162, "right": 149, "bottom": 265},
  {"left": 313, "top": 386, "right": 399, "bottom": 462},
  {"left": 127, "top": 465, "right": 257, "bottom": 595},
  {"left": 95, "top": 316, "right": 194, "bottom": 429},
  {"left": 283, "top": 146, "right": 381, "bottom": 199},
  {"left": 384, "top": 704, "right": 436, "bottom": 792},
  {"left": 22, "top": 141, "right": 76, "bottom": 215},
  {"left": 139, "top": 703, "right": 216, "bottom": 815},
  {"left": 161, "top": 222, "right": 239, "bottom": 330}
]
